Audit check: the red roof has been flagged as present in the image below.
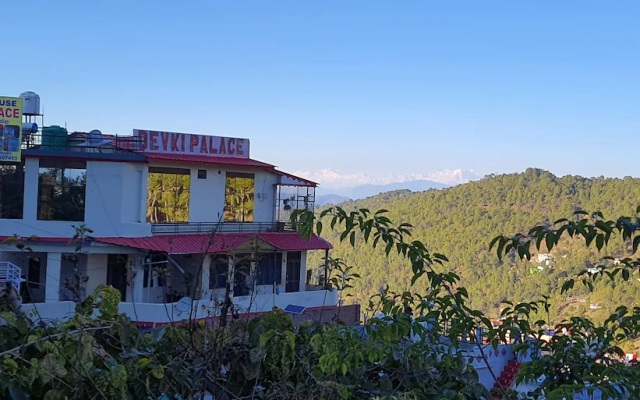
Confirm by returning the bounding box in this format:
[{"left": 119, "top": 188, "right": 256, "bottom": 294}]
[
  {"left": 260, "top": 232, "right": 331, "bottom": 251},
  {"left": 144, "top": 153, "right": 276, "bottom": 170},
  {"left": 94, "top": 232, "right": 332, "bottom": 254}
]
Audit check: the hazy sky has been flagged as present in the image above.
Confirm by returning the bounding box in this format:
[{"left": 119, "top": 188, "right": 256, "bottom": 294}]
[{"left": 4, "top": 1, "right": 639, "bottom": 186}]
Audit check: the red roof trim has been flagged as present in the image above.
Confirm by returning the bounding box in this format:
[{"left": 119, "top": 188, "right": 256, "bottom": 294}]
[
  {"left": 144, "top": 153, "right": 276, "bottom": 170},
  {"left": 94, "top": 232, "right": 332, "bottom": 254}
]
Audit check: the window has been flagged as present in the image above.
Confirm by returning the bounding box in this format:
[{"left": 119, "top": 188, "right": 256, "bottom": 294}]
[
  {"left": 233, "top": 254, "right": 251, "bottom": 296},
  {"left": 209, "top": 258, "right": 228, "bottom": 289},
  {"left": 0, "top": 163, "right": 24, "bottom": 219},
  {"left": 197, "top": 169, "right": 207, "bottom": 179},
  {"left": 143, "top": 264, "right": 153, "bottom": 288},
  {"left": 28, "top": 257, "right": 41, "bottom": 289},
  {"left": 286, "top": 252, "right": 302, "bottom": 293},
  {"left": 107, "top": 254, "right": 128, "bottom": 300},
  {"left": 143, "top": 254, "right": 168, "bottom": 288},
  {"left": 37, "top": 160, "right": 86, "bottom": 221},
  {"left": 224, "top": 173, "right": 254, "bottom": 222},
  {"left": 147, "top": 167, "right": 190, "bottom": 223},
  {"left": 257, "top": 253, "right": 282, "bottom": 286}
]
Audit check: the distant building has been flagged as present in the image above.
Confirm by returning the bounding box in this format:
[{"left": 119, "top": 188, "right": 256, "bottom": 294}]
[{"left": 536, "top": 253, "right": 552, "bottom": 265}]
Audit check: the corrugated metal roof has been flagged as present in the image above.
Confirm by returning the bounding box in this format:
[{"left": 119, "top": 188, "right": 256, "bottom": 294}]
[
  {"left": 275, "top": 169, "right": 318, "bottom": 187},
  {"left": 94, "top": 232, "right": 332, "bottom": 254},
  {"left": 145, "top": 153, "right": 276, "bottom": 170},
  {"left": 259, "top": 232, "right": 332, "bottom": 251}
]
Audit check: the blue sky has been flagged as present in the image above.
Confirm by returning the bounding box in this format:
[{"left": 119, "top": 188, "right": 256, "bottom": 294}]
[{"left": 4, "top": 1, "right": 639, "bottom": 186}]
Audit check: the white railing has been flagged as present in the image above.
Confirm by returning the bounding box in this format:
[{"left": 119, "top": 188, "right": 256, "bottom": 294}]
[
  {"left": 118, "top": 289, "right": 339, "bottom": 323},
  {"left": 21, "top": 289, "right": 340, "bottom": 325},
  {"left": 0, "top": 261, "right": 24, "bottom": 290},
  {"left": 151, "top": 221, "right": 289, "bottom": 235}
]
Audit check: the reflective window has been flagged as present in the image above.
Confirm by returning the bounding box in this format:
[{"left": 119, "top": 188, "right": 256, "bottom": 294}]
[
  {"left": 224, "top": 173, "right": 254, "bottom": 222},
  {"left": 0, "top": 163, "right": 24, "bottom": 219},
  {"left": 37, "top": 160, "right": 86, "bottom": 221},
  {"left": 147, "top": 167, "right": 190, "bottom": 223}
]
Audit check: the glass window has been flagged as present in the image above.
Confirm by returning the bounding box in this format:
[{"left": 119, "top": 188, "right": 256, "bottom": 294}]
[
  {"left": 224, "top": 173, "right": 254, "bottom": 222},
  {"left": 233, "top": 254, "right": 251, "bottom": 296},
  {"left": 28, "top": 257, "right": 41, "bottom": 289},
  {"left": 147, "top": 167, "right": 190, "bottom": 223},
  {"left": 209, "top": 258, "right": 228, "bottom": 289},
  {"left": 0, "top": 163, "right": 24, "bottom": 219},
  {"left": 286, "top": 252, "right": 302, "bottom": 293},
  {"left": 257, "top": 253, "right": 282, "bottom": 286},
  {"left": 37, "top": 160, "right": 86, "bottom": 221},
  {"left": 143, "top": 254, "right": 168, "bottom": 287},
  {"left": 143, "top": 264, "right": 153, "bottom": 288},
  {"left": 106, "top": 254, "right": 128, "bottom": 300}
]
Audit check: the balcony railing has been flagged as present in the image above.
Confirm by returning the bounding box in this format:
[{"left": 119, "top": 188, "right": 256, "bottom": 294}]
[
  {"left": 151, "top": 221, "right": 295, "bottom": 235},
  {"left": 22, "top": 133, "right": 143, "bottom": 154},
  {"left": 0, "top": 261, "right": 24, "bottom": 290}
]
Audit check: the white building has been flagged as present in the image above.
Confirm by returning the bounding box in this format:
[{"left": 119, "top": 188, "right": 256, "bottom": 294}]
[
  {"left": 0, "top": 119, "right": 351, "bottom": 325},
  {"left": 536, "top": 253, "right": 552, "bottom": 265}
]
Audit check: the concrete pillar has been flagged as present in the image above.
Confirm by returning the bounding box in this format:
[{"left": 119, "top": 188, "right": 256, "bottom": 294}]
[
  {"left": 249, "top": 260, "right": 257, "bottom": 293},
  {"left": 200, "top": 255, "right": 211, "bottom": 300},
  {"left": 23, "top": 158, "right": 39, "bottom": 222},
  {"left": 299, "top": 251, "right": 307, "bottom": 292},
  {"left": 45, "top": 252, "right": 61, "bottom": 302},
  {"left": 227, "top": 255, "right": 235, "bottom": 298},
  {"left": 280, "top": 252, "right": 287, "bottom": 294},
  {"left": 137, "top": 168, "right": 145, "bottom": 223},
  {"left": 129, "top": 255, "right": 144, "bottom": 303},
  {"left": 85, "top": 254, "right": 108, "bottom": 299}
]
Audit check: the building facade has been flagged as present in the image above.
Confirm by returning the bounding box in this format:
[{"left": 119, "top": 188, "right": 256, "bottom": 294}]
[{"left": 0, "top": 123, "right": 354, "bottom": 325}]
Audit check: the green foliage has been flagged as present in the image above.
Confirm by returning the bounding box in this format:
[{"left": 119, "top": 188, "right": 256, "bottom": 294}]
[
  {"left": 224, "top": 174, "right": 255, "bottom": 222},
  {"left": 311, "top": 169, "right": 640, "bottom": 324},
  {"left": 38, "top": 166, "right": 86, "bottom": 222},
  {"left": 147, "top": 171, "right": 190, "bottom": 223}
]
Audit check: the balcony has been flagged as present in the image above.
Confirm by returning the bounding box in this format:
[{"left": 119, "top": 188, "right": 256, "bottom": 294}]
[
  {"left": 23, "top": 132, "right": 142, "bottom": 152},
  {"left": 21, "top": 289, "right": 340, "bottom": 325},
  {"left": 0, "top": 261, "right": 24, "bottom": 290},
  {"left": 151, "top": 221, "right": 296, "bottom": 235},
  {"left": 21, "top": 132, "right": 146, "bottom": 162}
]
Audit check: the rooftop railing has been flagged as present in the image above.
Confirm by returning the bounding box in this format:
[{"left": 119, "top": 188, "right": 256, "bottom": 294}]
[
  {"left": 21, "top": 133, "right": 143, "bottom": 154},
  {"left": 151, "top": 221, "right": 295, "bottom": 235}
]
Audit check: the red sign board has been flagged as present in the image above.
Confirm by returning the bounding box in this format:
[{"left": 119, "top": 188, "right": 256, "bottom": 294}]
[{"left": 133, "top": 129, "right": 250, "bottom": 158}]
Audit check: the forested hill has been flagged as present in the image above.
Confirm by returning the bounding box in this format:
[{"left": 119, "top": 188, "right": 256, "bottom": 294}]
[{"left": 314, "top": 168, "right": 640, "bottom": 324}]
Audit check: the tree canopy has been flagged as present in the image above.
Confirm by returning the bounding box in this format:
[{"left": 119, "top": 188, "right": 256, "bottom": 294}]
[{"left": 311, "top": 169, "right": 640, "bottom": 330}]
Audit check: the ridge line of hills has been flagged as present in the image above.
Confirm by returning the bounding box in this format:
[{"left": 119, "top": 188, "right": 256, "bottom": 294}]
[
  {"left": 310, "top": 168, "right": 640, "bottom": 328},
  {"left": 316, "top": 179, "right": 448, "bottom": 205}
]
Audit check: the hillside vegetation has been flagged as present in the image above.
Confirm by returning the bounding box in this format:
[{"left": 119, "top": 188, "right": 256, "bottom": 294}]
[{"left": 312, "top": 168, "right": 640, "bottom": 326}]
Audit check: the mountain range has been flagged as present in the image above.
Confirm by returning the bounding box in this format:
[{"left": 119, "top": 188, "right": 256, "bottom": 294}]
[
  {"left": 295, "top": 168, "right": 481, "bottom": 204},
  {"left": 315, "top": 180, "right": 448, "bottom": 205}
]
